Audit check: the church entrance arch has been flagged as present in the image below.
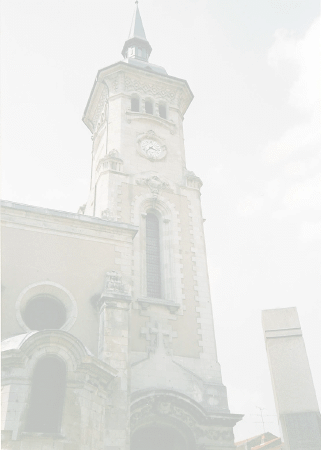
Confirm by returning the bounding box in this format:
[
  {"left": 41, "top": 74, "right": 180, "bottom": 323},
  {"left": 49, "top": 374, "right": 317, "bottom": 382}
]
[
  {"left": 131, "top": 424, "right": 187, "bottom": 450},
  {"left": 130, "top": 391, "right": 200, "bottom": 450}
]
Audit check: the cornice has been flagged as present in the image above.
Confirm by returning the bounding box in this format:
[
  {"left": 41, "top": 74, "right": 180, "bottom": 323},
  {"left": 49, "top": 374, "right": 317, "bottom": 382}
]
[
  {"left": 83, "top": 61, "right": 193, "bottom": 133},
  {"left": 1, "top": 200, "right": 138, "bottom": 242},
  {"left": 97, "top": 61, "right": 193, "bottom": 95},
  {"left": 125, "top": 110, "right": 177, "bottom": 134}
]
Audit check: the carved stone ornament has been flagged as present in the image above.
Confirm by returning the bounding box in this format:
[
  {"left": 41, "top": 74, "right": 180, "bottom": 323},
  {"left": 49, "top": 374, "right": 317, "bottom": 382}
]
[
  {"left": 78, "top": 204, "right": 86, "bottom": 214},
  {"left": 101, "top": 208, "right": 116, "bottom": 221},
  {"left": 93, "top": 271, "right": 131, "bottom": 310},
  {"left": 157, "top": 402, "right": 171, "bottom": 415},
  {"left": 137, "top": 130, "right": 167, "bottom": 161},
  {"left": 92, "top": 87, "right": 108, "bottom": 133},
  {"left": 140, "top": 320, "right": 177, "bottom": 355},
  {"left": 130, "top": 393, "right": 236, "bottom": 446},
  {"left": 131, "top": 395, "right": 197, "bottom": 431},
  {"left": 108, "top": 149, "right": 120, "bottom": 158},
  {"left": 104, "top": 74, "right": 119, "bottom": 93},
  {"left": 136, "top": 175, "right": 171, "bottom": 195},
  {"left": 104, "top": 271, "right": 128, "bottom": 295},
  {"left": 124, "top": 76, "right": 176, "bottom": 103}
]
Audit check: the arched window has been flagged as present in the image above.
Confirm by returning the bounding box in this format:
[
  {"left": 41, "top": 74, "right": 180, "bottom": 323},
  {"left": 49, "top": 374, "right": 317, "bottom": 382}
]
[
  {"left": 131, "top": 96, "right": 140, "bottom": 112},
  {"left": 145, "top": 100, "right": 153, "bottom": 115},
  {"left": 159, "top": 104, "right": 167, "bottom": 119},
  {"left": 25, "top": 356, "right": 66, "bottom": 433},
  {"left": 146, "top": 213, "right": 162, "bottom": 298}
]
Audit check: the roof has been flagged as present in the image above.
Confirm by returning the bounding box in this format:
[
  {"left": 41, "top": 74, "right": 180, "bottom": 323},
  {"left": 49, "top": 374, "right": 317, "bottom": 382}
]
[
  {"left": 124, "top": 57, "right": 167, "bottom": 75},
  {"left": 121, "top": 1, "right": 152, "bottom": 60},
  {"left": 235, "top": 433, "right": 282, "bottom": 449},
  {"left": 1, "top": 200, "right": 138, "bottom": 237},
  {"left": 128, "top": 1, "right": 147, "bottom": 41},
  {"left": 1, "top": 331, "right": 94, "bottom": 357},
  {"left": 252, "top": 439, "right": 283, "bottom": 450}
]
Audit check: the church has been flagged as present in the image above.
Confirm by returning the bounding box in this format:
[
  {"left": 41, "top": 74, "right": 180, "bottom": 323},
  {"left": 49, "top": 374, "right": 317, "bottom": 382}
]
[{"left": 1, "top": 3, "right": 243, "bottom": 449}]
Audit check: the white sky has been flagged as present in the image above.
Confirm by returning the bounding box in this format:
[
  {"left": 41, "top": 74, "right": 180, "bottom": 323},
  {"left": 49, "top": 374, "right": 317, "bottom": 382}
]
[{"left": 2, "top": 0, "right": 320, "bottom": 442}]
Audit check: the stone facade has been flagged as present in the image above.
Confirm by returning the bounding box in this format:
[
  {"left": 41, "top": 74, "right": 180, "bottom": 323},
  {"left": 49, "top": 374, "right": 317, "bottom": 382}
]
[{"left": 1, "top": 4, "right": 242, "bottom": 449}]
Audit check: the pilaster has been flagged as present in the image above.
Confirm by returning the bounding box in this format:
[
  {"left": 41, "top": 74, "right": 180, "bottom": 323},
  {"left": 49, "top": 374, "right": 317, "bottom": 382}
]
[{"left": 96, "top": 271, "right": 132, "bottom": 450}]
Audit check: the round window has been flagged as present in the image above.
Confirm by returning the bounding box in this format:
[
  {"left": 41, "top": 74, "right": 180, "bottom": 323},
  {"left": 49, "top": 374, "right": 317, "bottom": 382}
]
[
  {"left": 21, "top": 295, "right": 67, "bottom": 330},
  {"left": 16, "top": 282, "right": 77, "bottom": 332}
]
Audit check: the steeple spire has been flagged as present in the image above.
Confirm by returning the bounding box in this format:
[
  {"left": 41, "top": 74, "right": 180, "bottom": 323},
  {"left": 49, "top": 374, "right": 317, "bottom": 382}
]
[{"left": 122, "top": 1, "right": 152, "bottom": 62}]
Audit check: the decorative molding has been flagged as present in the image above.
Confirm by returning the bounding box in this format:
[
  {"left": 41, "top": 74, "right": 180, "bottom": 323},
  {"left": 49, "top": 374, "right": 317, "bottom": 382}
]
[
  {"left": 124, "top": 76, "right": 176, "bottom": 103},
  {"left": 96, "top": 150, "right": 123, "bottom": 174},
  {"left": 94, "top": 271, "right": 132, "bottom": 311},
  {"left": 92, "top": 87, "right": 108, "bottom": 133},
  {"left": 104, "top": 74, "right": 119, "bottom": 93},
  {"left": 15, "top": 282, "right": 78, "bottom": 333},
  {"left": 130, "top": 192, "right": 180, "bottom": 306},
  {"left": 101, "top": 209, "right": 116, "bottom": 221},
  {"left": 140, "top": 320, "right": 178, "bottom": 355},
  {"left": 136, "top": 175, "right": 172, "bottom": 196},
  {"left": 93, "top": 116, "right": 107, "bottom": 141},
  {"left": 137, "top": 297, "right": 180, "bottom": 313},
  {"left": 177, "top": 89, "right": 189, "bottom": 111},
  {"left": 104, "top": 271, "right": 128, "bottom": 295},
  {"left": 125, "top": 110, "right": 177, "bottom": 134},
  {"left": 2, "top": 330, "right": 117, "bottom": 389},
  {"left": 130, "top": 394, "right": 199, "bottom": 446}
]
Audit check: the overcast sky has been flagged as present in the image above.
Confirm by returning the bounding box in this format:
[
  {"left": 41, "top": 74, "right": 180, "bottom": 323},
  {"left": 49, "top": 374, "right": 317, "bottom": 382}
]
[{"left": 2, "top": 0, "right": 320, "bottom": 441}]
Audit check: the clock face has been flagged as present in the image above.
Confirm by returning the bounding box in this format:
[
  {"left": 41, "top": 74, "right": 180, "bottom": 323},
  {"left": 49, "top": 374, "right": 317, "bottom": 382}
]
[{"left": 141, "top": 139, "right": 162, "bottom": 159}]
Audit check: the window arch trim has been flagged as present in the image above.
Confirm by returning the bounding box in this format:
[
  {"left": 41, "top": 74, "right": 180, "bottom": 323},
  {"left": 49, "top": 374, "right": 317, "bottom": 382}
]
[{"left": 132, "top": 195, "right": 181, "bottom": 305}]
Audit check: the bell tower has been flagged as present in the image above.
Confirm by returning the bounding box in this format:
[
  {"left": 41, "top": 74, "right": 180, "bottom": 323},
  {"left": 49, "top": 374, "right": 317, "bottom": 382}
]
[{"left": 82, "top": 2, "right": 242, "bottom": 448}]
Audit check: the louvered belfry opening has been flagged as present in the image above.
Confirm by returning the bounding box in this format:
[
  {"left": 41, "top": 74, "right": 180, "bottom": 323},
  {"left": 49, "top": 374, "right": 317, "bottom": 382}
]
[{"left": 146, "top": 213, "right": 162, "bottom": 298}]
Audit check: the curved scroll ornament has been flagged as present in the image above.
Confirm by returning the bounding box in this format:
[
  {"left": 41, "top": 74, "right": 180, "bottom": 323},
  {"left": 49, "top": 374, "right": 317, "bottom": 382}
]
[
  {"left": 137, "top": 130, "right": 167, "bottom": 161},
  {"left": 136, "top": 175, "right": 171, "bottom": 195}
]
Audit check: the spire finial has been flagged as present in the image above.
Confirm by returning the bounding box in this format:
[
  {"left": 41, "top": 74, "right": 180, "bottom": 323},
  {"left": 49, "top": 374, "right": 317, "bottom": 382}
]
[{"left": 121, "top": 1, "right": 152, "bottom": 61}]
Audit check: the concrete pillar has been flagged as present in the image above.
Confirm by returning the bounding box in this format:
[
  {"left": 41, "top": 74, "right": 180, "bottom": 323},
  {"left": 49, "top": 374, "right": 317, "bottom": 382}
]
[{"left": 262, "top": 307, "right": 321, "bottom": 450}]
